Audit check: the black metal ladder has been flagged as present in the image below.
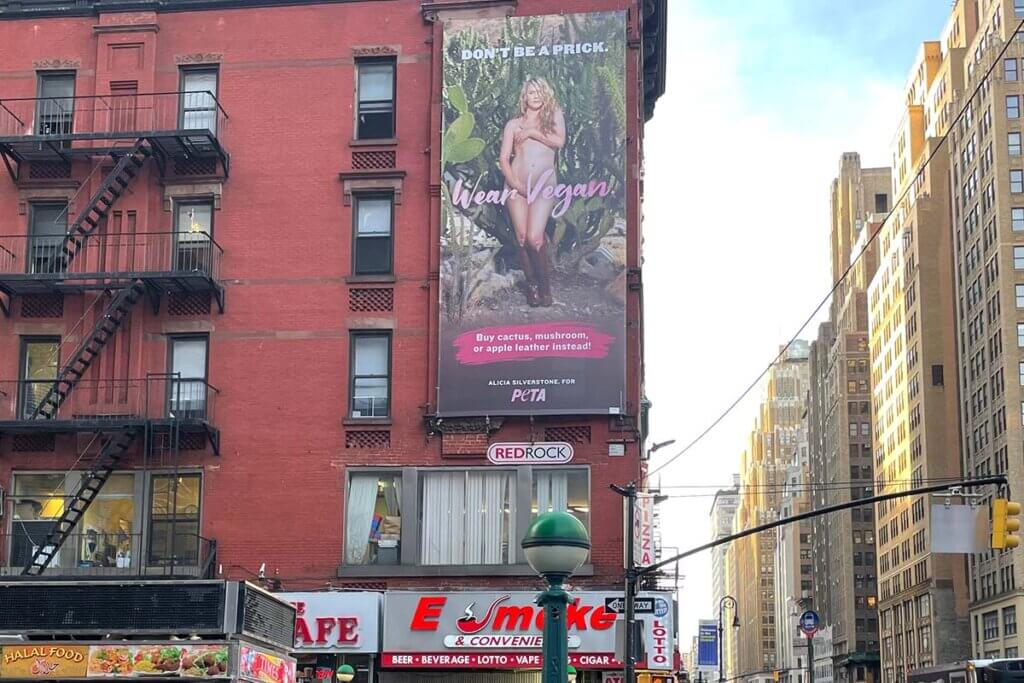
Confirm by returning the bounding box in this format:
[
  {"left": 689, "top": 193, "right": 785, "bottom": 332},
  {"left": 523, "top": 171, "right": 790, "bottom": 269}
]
[
  {"left": 57, "top": 139, "right": 151, "bottom": 271},
  {"left": 21, "top": 426, "right": 141, "bottom": 576},
  {"left": 30, "top": 279, "right": 146, "bottom": 420}
]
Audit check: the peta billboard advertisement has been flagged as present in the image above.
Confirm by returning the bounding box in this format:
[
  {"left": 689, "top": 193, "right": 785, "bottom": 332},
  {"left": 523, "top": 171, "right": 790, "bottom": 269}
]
[{"left": 438, "top": 11, "right": 627, "bottom": 415}]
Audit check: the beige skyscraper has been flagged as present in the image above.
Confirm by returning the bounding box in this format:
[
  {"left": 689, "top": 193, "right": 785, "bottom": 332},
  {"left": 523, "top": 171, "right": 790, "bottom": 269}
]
[
  {"left": 870, "top": 6, "right": 976, "bottom": 680},
  {"left": 731, "top": 342, "right": 809, "bottom": 682},
  {"left": 809, "top": 152, "right": 890, "bottom": 683},
  {"left": 949, "top": 0, "right": 1024, "bottom": 660}
]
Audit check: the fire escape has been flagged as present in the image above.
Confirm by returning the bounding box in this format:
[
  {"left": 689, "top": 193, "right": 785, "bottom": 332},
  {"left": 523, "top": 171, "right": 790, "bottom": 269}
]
[{"left": 0, "top": 91, "right": 228, "bottom": 578}]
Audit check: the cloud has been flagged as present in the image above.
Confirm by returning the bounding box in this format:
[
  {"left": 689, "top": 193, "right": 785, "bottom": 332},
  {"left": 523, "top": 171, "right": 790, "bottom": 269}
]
[{"left": 645, "top": 0, "right": 920, "bottom": 648}]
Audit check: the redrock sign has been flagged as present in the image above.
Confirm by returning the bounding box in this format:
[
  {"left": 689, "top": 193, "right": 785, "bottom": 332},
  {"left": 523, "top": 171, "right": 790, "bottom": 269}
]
[
  {"left": 486, "top": 442, "right": 574, "bottom": 464},
  {"left": 382, "top": 591, "right": 675, "bottom": 670}
]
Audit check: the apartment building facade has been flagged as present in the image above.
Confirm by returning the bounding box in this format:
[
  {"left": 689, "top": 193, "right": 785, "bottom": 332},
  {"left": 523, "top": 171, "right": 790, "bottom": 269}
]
[
  {"left": 949, "top": 0, "right": 1024, "bottom": 660},
  {"left": 869, "top": 14, "right": 973, "bottom": 680},
  {"left": 0, "top": 0, "right": 668, "bottom": 668}
]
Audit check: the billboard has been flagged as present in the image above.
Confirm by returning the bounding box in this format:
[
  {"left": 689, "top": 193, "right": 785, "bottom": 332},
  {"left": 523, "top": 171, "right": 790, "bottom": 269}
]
[
  {"left": 696, "top": 621, "right": 718, "bottom": 667},
  {"left": 439, "top": 11, "right": 627, "bottom": 415}
]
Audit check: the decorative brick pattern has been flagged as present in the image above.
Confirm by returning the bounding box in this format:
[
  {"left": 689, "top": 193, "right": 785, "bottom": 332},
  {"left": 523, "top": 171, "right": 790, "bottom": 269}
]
[
  {"left": 179, "top": 432, "right": 207, "bottom": 451},
  {"left": 168, "top": 291, "right": 211, "bottom": 316},
  {"left": 174, "top": 157, "right": 219, "bottom": 176},
  {"left": 11, "top": 434, "right": 56, "bottom": 452},
  {"left": 441, "top": 432, "right": 488, "bottom": 457},
  {"left": 345, "top": 430, "right": 390, "bottom": 449},
  {"left": 352, "top": 150, "right": 396, "bottom": 170},
  {"left": 28, "top": 161, "right": 72, "bottom": 179},
  {"left": 544, "top": 425, "right": 592, "bottom": 444},
  {"left": 20, "top": 294, "right": 64, "bottom": 318},
  {"left": 349, "top": 287, "right": 393, "bottom": 312}
]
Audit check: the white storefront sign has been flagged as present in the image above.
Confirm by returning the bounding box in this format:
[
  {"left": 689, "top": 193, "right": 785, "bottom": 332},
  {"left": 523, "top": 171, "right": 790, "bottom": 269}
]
[
  {"left": 280, "top": 591, "right": 381, "bottom": 653},
  {"left": 486, "top": 442, "right": 574, "bottom": 464}
]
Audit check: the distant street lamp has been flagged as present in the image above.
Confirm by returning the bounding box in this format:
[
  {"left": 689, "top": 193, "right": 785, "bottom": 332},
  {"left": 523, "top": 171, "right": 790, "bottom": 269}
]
[
  {"left": 522, "top": 512, "right": 591, "bottom": 683},
  {"left": 718, "top": 595, "right": 739, "bottom": 683},
  {"left": 647, "top": 439, "right": 677, "bottom": 460}
]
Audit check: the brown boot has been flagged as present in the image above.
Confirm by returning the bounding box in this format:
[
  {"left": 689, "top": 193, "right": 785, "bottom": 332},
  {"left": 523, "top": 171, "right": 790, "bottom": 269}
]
[
  {"left": 517, "top": 245, "right": 540, "bottom": 307},
  {"left": 534, "top": 241, "right": 554, "bottom": 307}
]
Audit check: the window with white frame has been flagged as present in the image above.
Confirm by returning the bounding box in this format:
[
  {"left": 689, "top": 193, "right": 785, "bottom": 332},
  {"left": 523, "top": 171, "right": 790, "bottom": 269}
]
[
  {"left": 1012, "top": 169, "right": 1024, "bottom": 193},
  {"left": 1012, "top": 132, "right": 1022, "bottom": 156},
  {"left": 420, "top": 469, "right": 515, "bottom": 565},
  {"left": 532, "top": 468, "right": 590, "bottom": 531},
  {"left": 344, "top": 472, "right": 402, "bottom": 565}
]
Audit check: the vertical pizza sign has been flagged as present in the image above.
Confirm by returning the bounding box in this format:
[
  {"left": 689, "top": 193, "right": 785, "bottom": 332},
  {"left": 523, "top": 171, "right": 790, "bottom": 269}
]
[{"left": 439, "top": 11, "right": 627, "bottom": 416}]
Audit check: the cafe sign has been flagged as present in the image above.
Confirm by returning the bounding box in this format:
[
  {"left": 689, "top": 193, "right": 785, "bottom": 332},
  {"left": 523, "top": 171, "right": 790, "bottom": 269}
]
[
  {"left": 279, "top": 592, "right": 381, "bottom": 653},
  {"left": 1, "top": 646, "right": 88, "bottom": 679}
]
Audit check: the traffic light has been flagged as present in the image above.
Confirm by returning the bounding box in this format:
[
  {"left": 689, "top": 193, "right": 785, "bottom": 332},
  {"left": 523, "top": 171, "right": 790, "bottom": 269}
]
[
  {"left": 773, "top": 671, "right": 781, "bottom": 683},
  {"left": 991, "top": 498, "right": 1022, "bottom": 549}
]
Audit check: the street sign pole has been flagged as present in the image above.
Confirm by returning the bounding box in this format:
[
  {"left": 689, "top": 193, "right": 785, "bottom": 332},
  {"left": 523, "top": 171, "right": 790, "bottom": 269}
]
[{"left": 806, "top": 634, "right": 814, "bottom": 683}]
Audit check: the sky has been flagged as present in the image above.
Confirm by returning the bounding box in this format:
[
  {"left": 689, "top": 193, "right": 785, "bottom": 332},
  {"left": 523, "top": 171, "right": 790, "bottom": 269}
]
[{"left": 641, "top": 0, "right": 950, "bottom": 651}]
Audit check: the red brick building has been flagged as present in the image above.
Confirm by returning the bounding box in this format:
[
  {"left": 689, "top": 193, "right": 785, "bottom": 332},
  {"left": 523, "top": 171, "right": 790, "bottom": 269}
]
[{"left": 0, "top": 0, "right": 665, "bottom": 597}]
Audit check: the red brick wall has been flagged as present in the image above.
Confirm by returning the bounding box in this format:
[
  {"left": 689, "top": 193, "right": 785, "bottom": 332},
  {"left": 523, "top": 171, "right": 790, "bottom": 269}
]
[{"left": 0, "top": 0, "right": 646, "bottom": 592}]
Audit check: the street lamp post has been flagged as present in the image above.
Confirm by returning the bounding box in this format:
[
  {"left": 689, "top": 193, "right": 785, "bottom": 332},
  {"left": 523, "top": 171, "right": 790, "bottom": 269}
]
[
  {"left": 335, "top": 665, "right": 355, "bottom": 683},
  {"left": 717, "top": 595, "right": 739, "bottom": 683},
  {"left": 522, "top": 511, "right": 592, "bottom": 683}
]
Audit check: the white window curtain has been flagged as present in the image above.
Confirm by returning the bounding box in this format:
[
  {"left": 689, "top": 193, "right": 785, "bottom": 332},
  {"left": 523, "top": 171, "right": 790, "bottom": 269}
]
[
  {"left": 345, "top": 474, "right": 380, "bottom": 565},
  {"left": 421, "top": 471, "right": 513, "bottom": 565},
  {"left": 535, "top": 470, "right": 569, "bottom": 514}
]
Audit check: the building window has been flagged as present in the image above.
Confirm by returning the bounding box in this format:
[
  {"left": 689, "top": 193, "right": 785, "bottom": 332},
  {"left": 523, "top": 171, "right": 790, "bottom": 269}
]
[
  {"left": 352, "top": 194, "right": 394, "bottom": 275},
  {"left": 18, "top": 337, "right": 59, "bottom": 420},
  {"left": 10, "top": 473, "right": 67, "bottom": 568},
  {"left": 179, "top": 67, "right": 219, "bottom": 133},
  {"left": 1012, "top": 169, "right": 1024, "bottom": 193},
  {"left": 1017, "top": 0, "right": 1024, "bottom": 16},
  {"left": 1008, "top": 58, "right": 1020, "bottom": 81},
  {"left": 173, "top": 199, "right": 214, "bottom": 273},
  {"left": 931, "top": 364, "right": 944, "bottom": 386},
  {"left": 875, "top": 193, "right": 888, "bottom": 213},
  {"left": 1005, "top": 606, "right": 1018, "bottom": 636},
  {"left": 147, "top": 473, "right": 201, "bottom": 566},
  {"left": 532, "top": 468, "right": 590, "bottom": 531},
  {"left": 349, "top": 332, "right": 391, "bottom": 418},
  {"left": 1010, "top": 96, "right": 1021, "bottom": 119},
  {"left": 984, "top": 610, "right": 1000, "bottom": 640},
  {"left": 35, "top": 71, "right": 75, "bottom": 135},
  {"left": 1012, "top": 132, "right": 1023, "bottom": 156},
  {"left": 356, "top": 58, "right": 395, "bottom": 140},
  {"left": 344, "top": 472, "right": 401, "bottom": 565},
  {"left": 1009, "top": 647, "right": 1020, "bottom": 657},
  {"left": 168, "top": 336, "right": 208, "bottom": 420},
  {"left": 1014, "top": 208, "right": 1024, "bottom": 231},
  {"left": 420, "top": 469, "right": 514, "bottom": 565},
  {"left": 1018, "top": 323, "right": 1024, "bottom": 347},
  {"left": 28, "top": 201, "right": 69, "bottom": 275}
]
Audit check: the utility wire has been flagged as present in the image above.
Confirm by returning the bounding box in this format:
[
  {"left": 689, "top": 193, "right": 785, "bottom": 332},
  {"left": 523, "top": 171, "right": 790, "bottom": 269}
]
[{"left": 647, "top": 18, "right": 1024, "bottom": 479}]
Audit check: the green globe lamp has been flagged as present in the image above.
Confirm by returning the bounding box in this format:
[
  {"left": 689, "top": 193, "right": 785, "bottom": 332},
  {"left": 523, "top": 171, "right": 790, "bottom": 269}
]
[
  {"left": 521, "top": 512, "right": 591, "bottom": 683},
  {"left": 336, "top": 664, "right": 355, "bottom": 683}
]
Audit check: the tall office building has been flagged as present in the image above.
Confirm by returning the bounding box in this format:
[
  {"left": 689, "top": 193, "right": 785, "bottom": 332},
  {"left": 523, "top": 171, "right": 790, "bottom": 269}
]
[
  {"left": 712, "top": 477, "right": 741, "bottom": 677},
  {"left": 732, "top": 342, "right": 809, "bottom": 682},
  {"left": 774, "top": 423, "right": 814, "bottom": 683},
  {"left": 809, "top": 153, "right": 890, "bottom": 683},
  {"left": 870, "top": 8, "right": 976, "bottom": 679},
  {"left": 950, "top": 0, "right": 1024, "bottom": 659}
]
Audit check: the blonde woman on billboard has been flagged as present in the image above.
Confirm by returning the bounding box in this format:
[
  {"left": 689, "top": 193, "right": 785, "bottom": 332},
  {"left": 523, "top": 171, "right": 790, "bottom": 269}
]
[{"left": 500, "top": 76, "right": 566, "bottom": 308}]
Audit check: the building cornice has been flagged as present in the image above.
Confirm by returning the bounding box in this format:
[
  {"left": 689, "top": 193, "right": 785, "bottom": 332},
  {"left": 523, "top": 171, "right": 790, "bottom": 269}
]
[{"left": 0, "top": 0, "right": 391, "bottom": 20}]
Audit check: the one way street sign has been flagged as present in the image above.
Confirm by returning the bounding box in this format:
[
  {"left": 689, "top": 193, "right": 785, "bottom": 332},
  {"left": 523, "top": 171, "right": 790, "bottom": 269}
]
[{"left": 605, "top": 597, "right": 656, "bottom": 614}]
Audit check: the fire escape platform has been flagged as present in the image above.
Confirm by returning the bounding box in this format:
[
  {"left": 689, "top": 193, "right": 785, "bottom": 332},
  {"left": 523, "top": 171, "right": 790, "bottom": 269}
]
[
  {"left": 0, "top": 417, "right": 221, "bottom": 456},
  {"left": 0, "top": 270, "right": 220, "bottom": 296}
]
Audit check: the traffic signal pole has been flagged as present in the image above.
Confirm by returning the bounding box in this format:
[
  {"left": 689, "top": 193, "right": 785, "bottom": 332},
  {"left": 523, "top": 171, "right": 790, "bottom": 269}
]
[
  {"left": 636, "top": 475, "right": 1009, "bottom": 576},
  {"left": 611, "top": 483, "right": 638, "bottom": 683}
]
